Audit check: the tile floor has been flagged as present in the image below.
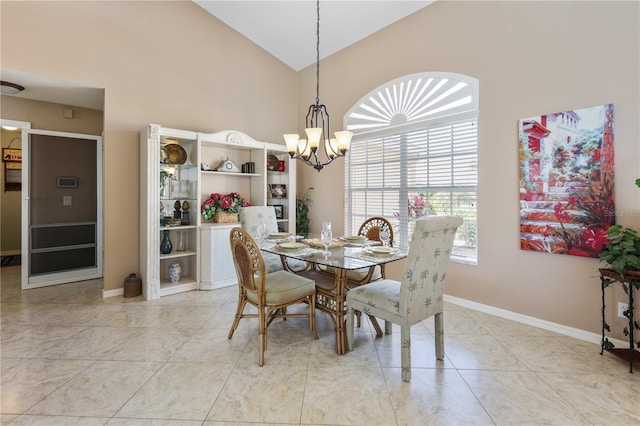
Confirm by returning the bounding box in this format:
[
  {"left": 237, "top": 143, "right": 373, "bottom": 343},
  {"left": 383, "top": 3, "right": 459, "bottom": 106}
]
[{"left": 1, "top": 265, "right": 639, "bottom": 425}]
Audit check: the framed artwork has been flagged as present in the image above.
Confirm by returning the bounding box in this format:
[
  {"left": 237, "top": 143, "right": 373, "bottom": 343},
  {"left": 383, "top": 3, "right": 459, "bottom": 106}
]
[
  {"left": 269, "top": 184, "right": 287, "bottom": 199},
  {"left": 518, "top": 103, "right": 615, "bottom": 258},
  {"left": 2, "top": 148, "right": 21, "bottom": 163},
  {"left": 273, "top": 204, "right": 284, "bottom": 219}
]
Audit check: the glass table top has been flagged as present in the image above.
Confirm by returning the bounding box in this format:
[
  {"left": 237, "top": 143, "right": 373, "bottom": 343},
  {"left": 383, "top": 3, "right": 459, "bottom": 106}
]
[{"left": 260, "top": 237, "right": 407, "bottom": 270}]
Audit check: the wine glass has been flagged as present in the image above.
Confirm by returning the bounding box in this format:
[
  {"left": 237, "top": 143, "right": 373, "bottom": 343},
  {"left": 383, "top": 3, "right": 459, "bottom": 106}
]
[
  {"left": 379, "top": 227, "right": 390, "bottom": 248},
  {"left": 322, "top": 221, "right": 332, "bottom": 233},
  {"left": 321, "top": 226, "right": 332, "bottom": 254}
]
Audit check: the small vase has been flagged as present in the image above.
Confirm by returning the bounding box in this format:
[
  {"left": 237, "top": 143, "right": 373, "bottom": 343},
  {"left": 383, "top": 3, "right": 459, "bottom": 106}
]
[
  {"left": 168, "top": 262, "right": 181, "bottom": 283},
  {"left": 160, "top": 230, "right": 172, "bottom": 254},
  {"left": 176, "top": 230, "right": 186, "bottom": 252}
]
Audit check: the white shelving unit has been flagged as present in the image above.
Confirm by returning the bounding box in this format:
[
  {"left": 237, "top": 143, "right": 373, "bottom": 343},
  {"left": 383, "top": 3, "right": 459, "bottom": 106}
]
[
  {"left": 140, "top": 125, "right": 199, "bottom": 300},
  {"left": 197, "top": 131, "right": 296, "bottom": 290},
  {"left": 140, "top": 127, "right": 297, "bottom": 298},
  {"left": 265, "top": 142, "right": 296, "bottom": 234}
]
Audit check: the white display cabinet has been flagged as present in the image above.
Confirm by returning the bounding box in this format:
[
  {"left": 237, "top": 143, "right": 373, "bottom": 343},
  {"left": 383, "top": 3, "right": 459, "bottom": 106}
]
[
  {"left": 141, "top": 127, "right": 297, "bottom": 297},
  {"left": 140, "top": 124, "right": 199, "bottom": 300}
]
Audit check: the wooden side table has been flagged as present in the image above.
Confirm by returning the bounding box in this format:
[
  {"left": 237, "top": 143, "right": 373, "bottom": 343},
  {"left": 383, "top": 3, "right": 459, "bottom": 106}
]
[{"left": 599, "top": 268, "right": 640, "bottom": 373}]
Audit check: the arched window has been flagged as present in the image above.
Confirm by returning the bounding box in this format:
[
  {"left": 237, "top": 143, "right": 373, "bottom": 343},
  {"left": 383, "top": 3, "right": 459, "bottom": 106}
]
[{"left": 344, "top": 72, "right": 479, "bottom": 264}]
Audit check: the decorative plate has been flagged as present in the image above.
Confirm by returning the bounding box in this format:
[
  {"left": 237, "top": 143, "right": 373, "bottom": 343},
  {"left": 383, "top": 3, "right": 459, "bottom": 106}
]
[
  {"left": 162, "top": 144, "right": 187, "bottom": 164},
  {"left": 267, "top": 154, "right": 279, "bottom": 171}
]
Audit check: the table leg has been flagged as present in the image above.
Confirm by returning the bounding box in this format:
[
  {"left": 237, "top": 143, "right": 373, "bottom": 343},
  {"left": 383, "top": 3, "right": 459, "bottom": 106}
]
[{"left": 334, "top": 268, "right": 348, "bottom": 355}]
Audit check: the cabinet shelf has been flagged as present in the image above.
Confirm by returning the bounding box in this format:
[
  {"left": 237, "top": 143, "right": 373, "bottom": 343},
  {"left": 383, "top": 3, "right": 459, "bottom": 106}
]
[
  {"left": 160, "top": 225, "right": 197, "bottom": 231},
  {"left": 159, "top": 277, "right": 198, "bottom": 297},
  {"left": 160, "top": 249, "right": 197, "bottom": 260},
  {"left": 201, "top": 170, "right": 261, "bottom": 177}
]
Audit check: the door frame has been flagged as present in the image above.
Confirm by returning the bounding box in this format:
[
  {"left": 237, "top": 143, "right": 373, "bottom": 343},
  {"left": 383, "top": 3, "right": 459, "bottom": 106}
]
[{"left": 21, "top": 127, "right": 103, "bottom": 289}]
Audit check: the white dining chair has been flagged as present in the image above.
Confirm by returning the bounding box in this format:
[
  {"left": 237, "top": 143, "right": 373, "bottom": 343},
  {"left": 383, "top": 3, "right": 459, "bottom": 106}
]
[
  {"left": 346, "top": 215, "right": 463, "bottom": 382},
  {"left": 239, "top": 206, "right": 306, "bottom": 272}
]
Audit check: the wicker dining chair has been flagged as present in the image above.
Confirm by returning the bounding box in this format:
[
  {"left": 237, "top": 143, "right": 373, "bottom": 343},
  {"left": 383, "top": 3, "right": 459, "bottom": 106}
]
[
  {"left": 346, "top": 216, "right": 462, "bottom": 381},
  {"left": 350, "top": 216, "right": 395, "bottom": 285},
  {"left": 228, "top": 227, "right": 319, "bottom": 366}
]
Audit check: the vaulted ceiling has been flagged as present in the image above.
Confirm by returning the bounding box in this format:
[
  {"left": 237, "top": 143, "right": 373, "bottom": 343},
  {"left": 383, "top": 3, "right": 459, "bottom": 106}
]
[
  {"left": 0, "top": 1, "right": 434, "bottom": 110},
  {"left": 194, "top": 1, "right": 434, "bottom": 71}
]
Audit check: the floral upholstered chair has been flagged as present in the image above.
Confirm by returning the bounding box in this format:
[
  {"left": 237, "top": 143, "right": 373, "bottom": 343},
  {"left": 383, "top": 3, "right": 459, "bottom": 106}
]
[
  {"left": 239, "top": 206, "right": 306, "bottom": 273},
  {"left": 346, "top": 215, "right": 463, "bottom": 382},
  {"left": 228, "top": 227, "right": 318, "bottom": 366}
]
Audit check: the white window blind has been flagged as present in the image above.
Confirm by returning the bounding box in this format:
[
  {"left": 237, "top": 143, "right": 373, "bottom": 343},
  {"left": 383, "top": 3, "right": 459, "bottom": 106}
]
[{"left": 344, "top": 72, "right": 479, "bottom": 264}]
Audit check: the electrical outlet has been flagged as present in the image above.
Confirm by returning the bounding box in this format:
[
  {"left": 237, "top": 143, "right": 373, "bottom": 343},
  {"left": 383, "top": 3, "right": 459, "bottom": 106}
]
[{"left": 618, "top": 302, "right": 629, "bottom": 318}]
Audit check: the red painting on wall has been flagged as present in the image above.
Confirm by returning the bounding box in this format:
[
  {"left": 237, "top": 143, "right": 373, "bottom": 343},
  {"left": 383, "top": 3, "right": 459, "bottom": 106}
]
[{"left": 519, "top": 104, "right": 615, "bottom": 258}]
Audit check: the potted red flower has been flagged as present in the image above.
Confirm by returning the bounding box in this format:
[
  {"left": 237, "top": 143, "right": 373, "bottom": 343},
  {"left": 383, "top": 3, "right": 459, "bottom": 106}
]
[{"left": 201, "top": 192, "right": 250, "bottom": 223}]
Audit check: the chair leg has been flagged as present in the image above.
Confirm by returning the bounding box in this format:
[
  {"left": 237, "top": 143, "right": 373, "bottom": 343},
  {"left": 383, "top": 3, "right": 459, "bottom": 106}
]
[
  {"left": 385, "top": 320, "right": 393, "bottom": 335},
  {"left": 356, "top": 310, "right": 362, "bottom": 327},
  {"left": 435, "top": 312, "right": 444, "bottom": 360},
  {"left": 401, "top": 326, "right": 411, "bottom": 382},
  {"left": 309, "top": 295, "right": 319, "bottom": 339},
  {"left": 346, "top": 307, "right": 355, "bottom": 351},
  {"left": 258, "top": 307, "right": 267, "bottom": 366},
  {"left": 369, "top": 315, "right": 383, "bottom": 337},
  {"left": 228, "top": 296, "right": 247, "bottom": 339}
]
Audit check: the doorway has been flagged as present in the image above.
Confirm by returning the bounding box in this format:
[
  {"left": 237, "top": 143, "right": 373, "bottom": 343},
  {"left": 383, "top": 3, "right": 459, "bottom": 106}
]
[
  {"left": 22, "top": 129, "right": 103, "bottom": 289},
  {"left": 0, "top": 69, "right": 105, "bottom": 290}
]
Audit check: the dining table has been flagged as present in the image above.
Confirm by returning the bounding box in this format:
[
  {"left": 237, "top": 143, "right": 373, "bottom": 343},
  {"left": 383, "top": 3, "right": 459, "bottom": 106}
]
[{"left": 260, "top": 235, "right": 408, "bottom": 355}]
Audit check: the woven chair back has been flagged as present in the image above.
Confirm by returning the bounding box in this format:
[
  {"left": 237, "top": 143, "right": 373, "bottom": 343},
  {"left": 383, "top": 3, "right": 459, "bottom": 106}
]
[
  {"left": 230, "top": 227, "right": 266, "bottom": 295},
  {"left": 358, "top": 216, "right": 394, "bottom": 245}
]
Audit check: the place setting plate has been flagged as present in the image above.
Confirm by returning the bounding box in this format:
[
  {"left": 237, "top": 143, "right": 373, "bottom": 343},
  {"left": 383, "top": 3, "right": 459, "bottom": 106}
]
[
  {"left": 363, "top": 246, "right": 397, "bottom": 257},
  {"left": 269, "top": 232, "right": 290, "bottom": 239},
  {"left": 275, "top": 242, "right": 307, "bottom": 252},
  {"left": 340, "top": 235, "right": 366, "bottom": 243}
]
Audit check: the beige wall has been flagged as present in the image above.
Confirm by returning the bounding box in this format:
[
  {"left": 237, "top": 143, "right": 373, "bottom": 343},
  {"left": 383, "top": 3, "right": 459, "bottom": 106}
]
[
  {"left": 298, "top": 1, "right": 640, "bottom": 336},
  {"left": 1, "top": 96, "right": 104, "bottom": 135},
  {"left": 1, "top": 1, "right": 638, "bottom": 338},
  {"left": 1, "top": 0, "right": 297, "bottom": 291}
]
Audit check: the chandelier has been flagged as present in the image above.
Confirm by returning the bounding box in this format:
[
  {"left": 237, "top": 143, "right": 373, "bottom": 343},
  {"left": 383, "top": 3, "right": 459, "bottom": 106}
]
[{"left": 283, "top": 0, "right": 353, "bottom": 172}]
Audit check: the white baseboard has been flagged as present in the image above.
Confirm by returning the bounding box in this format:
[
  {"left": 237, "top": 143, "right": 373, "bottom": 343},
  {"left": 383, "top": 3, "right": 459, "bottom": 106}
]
[
  {"left": 103, "top": 288, "right": 123, "bottom": 298},
  {"left": 444, "top": 294, "right": 628, "bottom": 348}
]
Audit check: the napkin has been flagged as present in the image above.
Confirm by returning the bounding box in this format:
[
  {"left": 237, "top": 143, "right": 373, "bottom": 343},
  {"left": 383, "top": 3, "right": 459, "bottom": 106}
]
[{"left": 302, "top": 238, "right": 345, "bottom": 249}]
